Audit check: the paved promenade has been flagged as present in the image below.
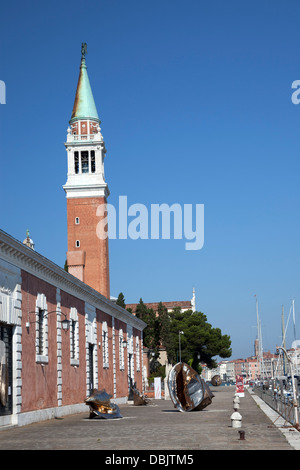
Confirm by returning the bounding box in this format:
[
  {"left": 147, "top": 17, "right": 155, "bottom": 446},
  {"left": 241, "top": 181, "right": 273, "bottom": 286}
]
[{"left": 0, "top": 385, "right": 299, "bottom": 451}]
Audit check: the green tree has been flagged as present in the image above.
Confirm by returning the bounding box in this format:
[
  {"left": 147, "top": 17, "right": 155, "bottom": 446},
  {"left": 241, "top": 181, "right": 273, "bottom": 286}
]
[
  {"left": 156, "top": 302, "right": 171, "bottom": 358},
  {"left": 116, "top": 292, "right": 126, "bottom": 309},
  {"left": 135, "top": 298, "right": 157, "bottom": 352},
  {"left": 167, "top": 309, "right": 231, "bottom": 371}
]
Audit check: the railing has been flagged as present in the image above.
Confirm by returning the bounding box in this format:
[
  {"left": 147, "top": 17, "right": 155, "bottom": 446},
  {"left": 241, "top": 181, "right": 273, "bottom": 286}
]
[
  {"left": 66, "top": 133, "right": 103, "bottom": 143},
  {"left": 253, "top": 385, "right": 298, "bottom": 426},
  {"left": 73, "top": 134, "right": 95, "bottom": 141}
]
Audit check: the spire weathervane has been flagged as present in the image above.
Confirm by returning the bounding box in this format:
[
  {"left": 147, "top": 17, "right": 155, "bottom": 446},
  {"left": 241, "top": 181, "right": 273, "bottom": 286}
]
[{"left": 81, "top": 43, "right": 87, "bottom": 60}]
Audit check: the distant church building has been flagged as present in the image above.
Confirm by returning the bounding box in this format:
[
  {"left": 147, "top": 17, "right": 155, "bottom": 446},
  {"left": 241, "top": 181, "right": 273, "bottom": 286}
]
[
  {"left": 0, "top": 45, "right": 145, "bottom": 428},
  {"left": 126, "top": 288, "right": 196, "bottom": 315}
]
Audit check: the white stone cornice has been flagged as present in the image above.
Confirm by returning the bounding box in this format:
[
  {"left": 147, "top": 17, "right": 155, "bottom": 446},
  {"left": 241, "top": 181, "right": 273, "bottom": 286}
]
[
  {"left": 0, "top": 229, "right": 146, "bottom": 331},
  {"left": 63, "top": 183, "right": 110, "bottom": 199}
]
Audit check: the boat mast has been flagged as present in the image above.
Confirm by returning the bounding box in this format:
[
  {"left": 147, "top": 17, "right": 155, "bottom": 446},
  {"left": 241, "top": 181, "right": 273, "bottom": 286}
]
[
  {"left": 292, "top": 299, "right": 296, "bottom": 343},
  {"left": 281, "top": 305, "right": 287, "bottom": 376},
  {"left": 292, "top": 300, "right": 298, "bottom": 375},
  {"left": 256, "top": 297, "right": 263, "bottom": 379}
]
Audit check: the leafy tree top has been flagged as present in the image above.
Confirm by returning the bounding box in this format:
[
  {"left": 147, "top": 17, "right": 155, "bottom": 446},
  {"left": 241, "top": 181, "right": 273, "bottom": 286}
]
[
  {"left": 167, "top": 309, "right": 231, "bottom": 369},
  {"left": 116, "top": 292, "right": 126, "bottom": 309}
]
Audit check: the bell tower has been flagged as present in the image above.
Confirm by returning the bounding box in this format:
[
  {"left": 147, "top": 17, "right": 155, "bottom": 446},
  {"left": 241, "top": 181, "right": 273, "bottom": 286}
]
[{"left": 63, "top": 44, "right": 110, "bottom": 298}]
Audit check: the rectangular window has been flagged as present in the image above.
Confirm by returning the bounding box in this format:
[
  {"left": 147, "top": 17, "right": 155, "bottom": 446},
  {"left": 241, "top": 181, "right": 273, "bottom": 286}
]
[
  {"left": 70, "top": 307, "right": 79, "bottom": 366},
  {"left": 74, "top": 151, "right": 79, "bottom": 174},
  {"left": 38, "top": 309, "right": 44, "bottom": 356},
  {"left": 103, "top": 331, "right": 108, "bottom": 364},
  {"left": 35, "top": 294, "right": 48, "bottom": 364},
  {"left": 70, "top": 320, "right": 76, "bottom": 359},
  {"left": 91, "top": 150, "right": 95, "bottom": 173},
  {"left": 119, "top": 329, "right": 124, "bottom": 370},
  {"left": 102, "top": 322, "right": 109, "bottom": 367},
  {"left": 136, "top": 337, "right": 140, "bottom": 371},
  {"left": 81, "top": 151, "right": 89, "bottom": 173}
]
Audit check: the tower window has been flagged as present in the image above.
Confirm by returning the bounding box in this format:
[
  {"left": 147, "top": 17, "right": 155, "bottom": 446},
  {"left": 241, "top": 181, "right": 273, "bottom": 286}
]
[
  {"left": 75, "top": 217, "right": 80, "bottom": 225},
  {"left": 91, "top": 151, "right": 95, "bottom": 173},
  {"left": 75, "top": 240, "right": 80, "bottom": 248},
  {"left": 74, "top": 152, "right": 79, "bottom": 174},
  {"left": 81, "top": 151, "right": 89, "bottom": 173}
]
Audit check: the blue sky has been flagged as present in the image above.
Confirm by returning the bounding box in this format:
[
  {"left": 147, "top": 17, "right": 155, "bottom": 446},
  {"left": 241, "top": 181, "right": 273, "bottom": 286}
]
[{"left": 1, "top": 0, "right": 300, "bottom": 360}]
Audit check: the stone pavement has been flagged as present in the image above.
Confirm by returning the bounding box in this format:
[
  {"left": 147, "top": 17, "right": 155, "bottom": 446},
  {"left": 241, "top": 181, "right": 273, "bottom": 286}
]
[{"left": 0, "top": 385, "right": 299, "bottom": 451}]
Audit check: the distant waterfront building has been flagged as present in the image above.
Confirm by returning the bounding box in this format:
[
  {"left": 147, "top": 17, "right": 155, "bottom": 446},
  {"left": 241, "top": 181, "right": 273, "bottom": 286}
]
[{"left": 201, "top": 350, "right": 284, "bottom": 384}]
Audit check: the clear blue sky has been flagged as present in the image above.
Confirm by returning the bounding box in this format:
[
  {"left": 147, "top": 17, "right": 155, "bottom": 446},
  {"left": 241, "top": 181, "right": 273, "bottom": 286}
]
[{"left": 1, "top": 0, "right": 300, "bottom": 360}]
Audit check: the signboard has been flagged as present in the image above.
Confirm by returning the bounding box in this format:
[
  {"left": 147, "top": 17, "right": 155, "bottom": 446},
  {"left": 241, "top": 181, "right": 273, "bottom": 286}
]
[
  {"left": 154, "top": 377, "right": 162, "bottom": 399},
  {"left": 235, "top": 375, "right": 244, "bottom": 397}
]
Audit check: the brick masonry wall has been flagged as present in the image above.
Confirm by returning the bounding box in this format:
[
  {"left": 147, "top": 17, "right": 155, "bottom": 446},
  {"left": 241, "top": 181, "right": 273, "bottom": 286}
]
[
  {"left": 19, "top": 270, "right": 143, "bottom": 415},
  {"left": 21, "top": 271, "right": 58, "bottom": 412},
  {"left": 96, "top": 308, "right": 114, "bottom": 396},
  {"left": 67, "top": 196, "right": 110, "bottom": 299},
  {"left": 60, "top": 290, "right": 86, "bottom": 405},
  {"left": 114, "top": 317, "right": 130, "bottom": 397}
]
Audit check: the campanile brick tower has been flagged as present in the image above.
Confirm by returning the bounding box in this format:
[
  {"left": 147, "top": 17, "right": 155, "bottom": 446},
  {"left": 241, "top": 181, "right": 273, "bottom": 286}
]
[{"left": 63, "top": 44, "right": 110, "bottom": 298}]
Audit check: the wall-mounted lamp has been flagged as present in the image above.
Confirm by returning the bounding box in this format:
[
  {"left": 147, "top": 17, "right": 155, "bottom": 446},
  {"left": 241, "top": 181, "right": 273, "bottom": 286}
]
[
  {"left": 61, "top": 314, "right": 70, "bottom": 331},
  {"left": 26, "top": 310, "right": 70, "bottom": 331}
]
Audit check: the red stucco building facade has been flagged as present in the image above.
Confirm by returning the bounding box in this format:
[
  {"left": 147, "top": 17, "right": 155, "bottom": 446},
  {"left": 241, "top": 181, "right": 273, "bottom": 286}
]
[{"left": 0, "top": 230, "right": 145, "bottom": 427}]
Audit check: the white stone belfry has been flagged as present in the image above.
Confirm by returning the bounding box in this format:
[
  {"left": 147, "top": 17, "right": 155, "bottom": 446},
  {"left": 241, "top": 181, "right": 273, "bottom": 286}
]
[{"left": 63, "top": 48, "right": 109, "bottom": 200}]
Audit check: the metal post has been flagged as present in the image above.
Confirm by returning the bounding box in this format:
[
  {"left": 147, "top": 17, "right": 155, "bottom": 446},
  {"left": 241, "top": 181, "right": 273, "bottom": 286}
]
[
  {"left": 179, "top": 332, "right": 181, "bottom": 362},
  {"left": 179, "top": 331, "right": 184, "bottom": 363}
]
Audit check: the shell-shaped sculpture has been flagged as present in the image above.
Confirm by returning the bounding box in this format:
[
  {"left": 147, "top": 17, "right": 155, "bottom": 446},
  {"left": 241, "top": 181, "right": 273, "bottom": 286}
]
[
  {"left": 168, "top": 362, "right": 214, "bottom": 412},
  {"left": 85, "top": 389, "right": 123, "bottom": 419},
  {"left": 211, "top": 375, "right": 222, "bottom": 386}
]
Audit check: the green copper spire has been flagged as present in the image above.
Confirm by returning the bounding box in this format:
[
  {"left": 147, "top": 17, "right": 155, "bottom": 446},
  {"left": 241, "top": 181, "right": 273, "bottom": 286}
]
[{"left": 70, "top": 43, "right": 100, "bottom": 123}]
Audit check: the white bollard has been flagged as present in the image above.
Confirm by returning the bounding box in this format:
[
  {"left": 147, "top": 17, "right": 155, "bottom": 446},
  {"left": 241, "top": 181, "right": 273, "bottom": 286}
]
[
  {"left": 231, "top": 411, "right": 242, "bottom": 428},
  {"left": 233, "top": 396, "right": 240, "bottom": 410}
]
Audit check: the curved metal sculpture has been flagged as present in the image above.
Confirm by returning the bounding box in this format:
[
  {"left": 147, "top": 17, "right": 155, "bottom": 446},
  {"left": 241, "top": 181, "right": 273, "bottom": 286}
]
[
  {"left": 211, "top": 374, "right": 222, "bottom": 386},
  {"left": 130, "top": 383, "right": 151, "bottom": 406},
  {"left": 85, "top": 389, "right": 123, "bottom": 419},
  {"left": 168, "top": 362, "right": 214, "bottom": 412}
]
